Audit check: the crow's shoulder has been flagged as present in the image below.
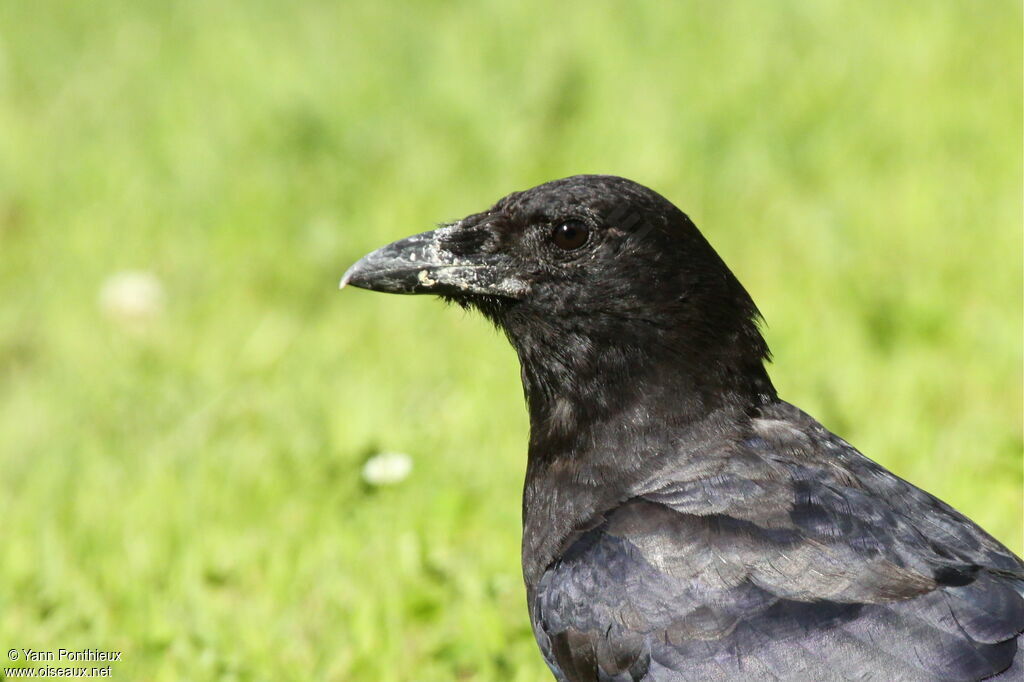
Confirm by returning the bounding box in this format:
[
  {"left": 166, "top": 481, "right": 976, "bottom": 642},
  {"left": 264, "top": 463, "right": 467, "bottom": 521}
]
[
  {"left": 532, "top": 403, "right": 1024, "bottom": 681},
  {"left": 747, "top": 401, "right": 1021, "bottom": 573}
]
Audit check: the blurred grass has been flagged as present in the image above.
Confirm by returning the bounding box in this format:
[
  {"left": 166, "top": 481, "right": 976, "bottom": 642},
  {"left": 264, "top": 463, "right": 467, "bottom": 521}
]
[{"left": 0, "top": 1, "right": 1020, "bottom": 680}]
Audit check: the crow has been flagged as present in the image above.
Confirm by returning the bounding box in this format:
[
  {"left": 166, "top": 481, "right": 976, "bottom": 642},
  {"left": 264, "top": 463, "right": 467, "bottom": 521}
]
[{"left": 341, "top": 175, "right": 1023, "bottom": 680}]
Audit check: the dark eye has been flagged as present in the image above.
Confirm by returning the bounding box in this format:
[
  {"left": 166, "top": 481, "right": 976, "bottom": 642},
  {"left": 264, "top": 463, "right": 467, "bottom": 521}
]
[{"left": 552, "top": 220, "right": 590, "bottom": 250}]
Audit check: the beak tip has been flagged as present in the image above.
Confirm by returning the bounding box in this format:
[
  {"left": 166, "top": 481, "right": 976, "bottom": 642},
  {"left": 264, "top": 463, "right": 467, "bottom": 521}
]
[{"left": 339, "top": 262, "right": 361, "bottom": 290}]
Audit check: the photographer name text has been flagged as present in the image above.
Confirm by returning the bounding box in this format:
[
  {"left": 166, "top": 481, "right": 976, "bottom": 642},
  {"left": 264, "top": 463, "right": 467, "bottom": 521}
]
[{"left": 14, "top": 649, "right": 120, "bottom": 663}]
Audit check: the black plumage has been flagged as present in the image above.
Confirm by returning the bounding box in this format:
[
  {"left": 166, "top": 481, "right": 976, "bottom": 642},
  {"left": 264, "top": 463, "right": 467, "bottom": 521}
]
[{"left": 342, "top": 175, "right": 1023, "bottom": 680}]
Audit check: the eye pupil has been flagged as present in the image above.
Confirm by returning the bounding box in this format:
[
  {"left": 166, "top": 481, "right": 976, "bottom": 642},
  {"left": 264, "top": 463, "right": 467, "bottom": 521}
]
[{"left": 553, "top": 220, "right": 589, "bottom": 250}]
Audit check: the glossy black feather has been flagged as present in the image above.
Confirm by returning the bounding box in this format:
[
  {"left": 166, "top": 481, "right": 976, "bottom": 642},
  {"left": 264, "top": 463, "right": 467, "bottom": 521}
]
[{"left": 533, "top": 402, "right": 1023, "bottom": 681}]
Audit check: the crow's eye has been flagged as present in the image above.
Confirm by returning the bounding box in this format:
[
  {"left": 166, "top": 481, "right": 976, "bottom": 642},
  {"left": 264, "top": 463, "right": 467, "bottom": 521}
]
[{"left": 552, "top": 220, "right": 590, "bottom": 250}]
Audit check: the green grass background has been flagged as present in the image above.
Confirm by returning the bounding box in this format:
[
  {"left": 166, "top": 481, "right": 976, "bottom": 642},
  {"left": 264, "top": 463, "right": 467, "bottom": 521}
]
[{"left": 0, "top": 1, "right": 1021, "bottom": 680}]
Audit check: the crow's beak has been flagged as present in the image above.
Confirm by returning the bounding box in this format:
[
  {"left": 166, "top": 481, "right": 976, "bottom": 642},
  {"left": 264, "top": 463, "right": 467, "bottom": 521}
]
[{"left": 340, "top": 225, "right": 528, "bottom": 298}]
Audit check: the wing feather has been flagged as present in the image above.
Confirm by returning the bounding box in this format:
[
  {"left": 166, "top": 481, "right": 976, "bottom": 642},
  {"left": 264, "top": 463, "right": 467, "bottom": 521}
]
[{"left": 533, "top": 404, "right": 1024, "bottom": 681}]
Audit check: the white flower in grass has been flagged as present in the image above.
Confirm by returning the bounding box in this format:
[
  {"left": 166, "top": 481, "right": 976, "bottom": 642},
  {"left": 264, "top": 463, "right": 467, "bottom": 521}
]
[
  {"left": 362, "top": 452, "right": 413, "bottom": 486},
  {"left": 98, "top": 270, "right": 165, "bottom": 327}
]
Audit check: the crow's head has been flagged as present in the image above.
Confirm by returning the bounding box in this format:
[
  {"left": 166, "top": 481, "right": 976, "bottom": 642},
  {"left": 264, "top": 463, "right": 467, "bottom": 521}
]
[{"left": 344, "top": 175, "right": 774, "bottom": 428}]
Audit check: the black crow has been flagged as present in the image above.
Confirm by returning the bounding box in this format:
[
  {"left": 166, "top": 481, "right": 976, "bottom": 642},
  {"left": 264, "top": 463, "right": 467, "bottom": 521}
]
[{"left": 341, "top": 175, "right": 1023, "bottom": 680}]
